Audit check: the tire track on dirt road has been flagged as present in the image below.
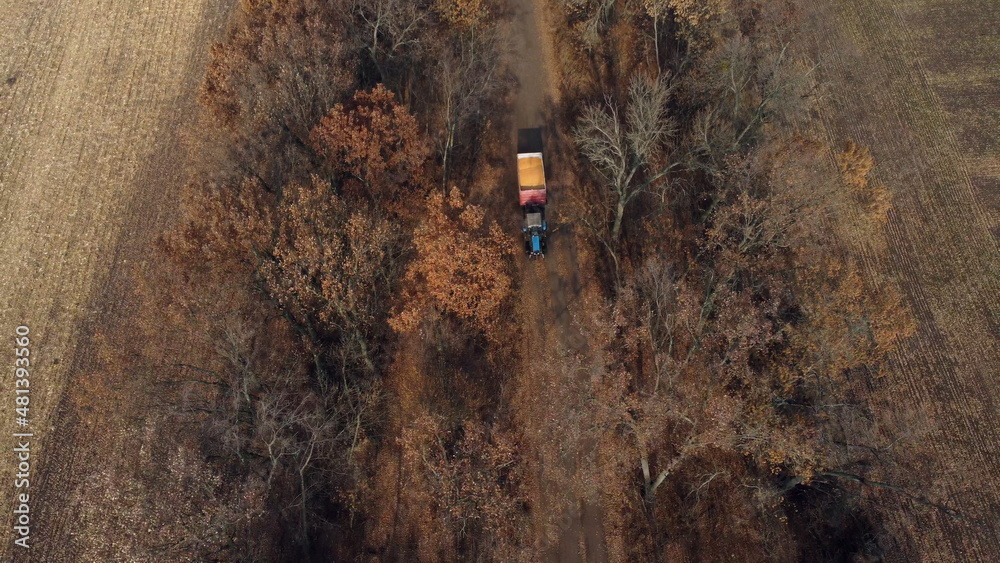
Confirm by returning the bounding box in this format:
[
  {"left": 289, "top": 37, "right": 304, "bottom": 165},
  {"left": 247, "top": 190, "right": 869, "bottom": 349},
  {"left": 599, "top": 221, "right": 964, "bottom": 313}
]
[
  {"left": 0, "top": 0, "right": 230, "bottom": 559},
  {"left": 508, "top": 0, "right": 608, "bottom": 560}
]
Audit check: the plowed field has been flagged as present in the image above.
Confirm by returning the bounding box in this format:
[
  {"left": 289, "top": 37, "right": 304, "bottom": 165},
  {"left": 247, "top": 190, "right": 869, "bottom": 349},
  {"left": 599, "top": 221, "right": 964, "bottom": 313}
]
[
  {"left": 808, "top": 0, "right": 999, "bottom": 558},
  {"left": 0, "top": 0, "right": 229, "bottom": 558}
]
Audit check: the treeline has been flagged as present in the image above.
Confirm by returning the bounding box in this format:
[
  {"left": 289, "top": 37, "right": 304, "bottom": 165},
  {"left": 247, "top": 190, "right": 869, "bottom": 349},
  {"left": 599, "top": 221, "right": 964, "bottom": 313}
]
[
  {"left": 546, "top": 0, "right": 938, "bottom": 560},
  {"left": 70, "top": 0, "right": 524, "bottom": 560}
]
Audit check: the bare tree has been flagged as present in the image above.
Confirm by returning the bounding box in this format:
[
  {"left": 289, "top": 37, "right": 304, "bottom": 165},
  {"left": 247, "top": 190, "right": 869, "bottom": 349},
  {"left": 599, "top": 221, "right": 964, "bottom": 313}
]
[
  {"left": 432, "top": 25, "right": 509, "bottom": 189},
  {"left": 560, "top": 0, "right": 616, "bottom": 49},
  {"left": 574, "top": 73, "right": 679, "bottom": 258},
  {"left": 683, "top": 33, "right": 815, "bottom": 174},
  {"left": 346, "top": 0, "right": 430, "bottom": 88}
]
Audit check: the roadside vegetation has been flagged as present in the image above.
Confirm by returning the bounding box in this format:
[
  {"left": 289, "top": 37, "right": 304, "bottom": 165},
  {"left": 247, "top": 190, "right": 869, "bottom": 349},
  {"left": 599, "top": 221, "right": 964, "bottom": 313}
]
[
  {"left": 72, "top": 0, "right": 522, "bottom": 559},
  {"left": 547, "top": 0, "right": 958, "bottom": 559},
  {"left": 57, "top": 0, "right": 972, "bottom": 561}
]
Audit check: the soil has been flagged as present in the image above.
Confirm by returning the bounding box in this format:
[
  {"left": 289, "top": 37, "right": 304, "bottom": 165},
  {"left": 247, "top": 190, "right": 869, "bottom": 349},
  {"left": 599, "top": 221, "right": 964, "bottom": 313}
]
[
  {"left": 0, "top": 0, "right": 231, "bottom": 559},
  {"left": 804, "top": 0, "right": 999, "bottom": 558}
]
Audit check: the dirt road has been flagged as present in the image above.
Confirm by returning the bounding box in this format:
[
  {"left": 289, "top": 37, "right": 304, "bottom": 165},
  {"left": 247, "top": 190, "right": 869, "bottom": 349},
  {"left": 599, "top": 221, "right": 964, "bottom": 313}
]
[
  {"left": 807, "top": 0, "right": 999, "bottom": 558},
  {"left": 509, "top": 0, "right": 608, "bottom": 560},
  {"left": 0, "top": 0, "right": 229, "bottom": 558}
]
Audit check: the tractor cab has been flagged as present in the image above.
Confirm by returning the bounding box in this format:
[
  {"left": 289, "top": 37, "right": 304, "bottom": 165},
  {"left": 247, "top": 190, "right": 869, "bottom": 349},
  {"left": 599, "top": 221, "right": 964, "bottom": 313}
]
[{"left": 522, "top": 205, "right": 547, "bottom": 258}]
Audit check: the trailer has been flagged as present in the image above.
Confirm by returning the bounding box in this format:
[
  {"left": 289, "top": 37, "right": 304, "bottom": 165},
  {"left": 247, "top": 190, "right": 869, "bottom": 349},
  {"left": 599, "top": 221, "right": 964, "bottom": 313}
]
[{"left": 518, "top": 128, "right": 548, "bottom": 258}]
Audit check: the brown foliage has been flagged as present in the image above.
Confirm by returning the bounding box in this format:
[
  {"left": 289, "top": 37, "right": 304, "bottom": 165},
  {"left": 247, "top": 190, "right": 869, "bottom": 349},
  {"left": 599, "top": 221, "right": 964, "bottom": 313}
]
[
  {"left": 391, "top": 187, "right": 516, "bottom": 339},
  {"left": 166, "top": 177, "right": 273, "bottom": 281},
  {"left": 554, "top": 3, "right": 920, "bottom": 553},
  {"left": 201, "top": 0, "right": 352, "bottom": 130},
  {"left": 434, "top": 0, "right": 489, "bottom": 30},
  {"left": 694, "top": 136, "right": 913, "bottom": 480},
  {"left": 66, "top": 0, "right": 526, "bottom": 559},
  {"left": 163, "top": 173, "right": 405, "bottom": 384},
  {"left": 837, "top": 140, "right": 875, "bottom": 190},
  {"left": 66, "top": 439, "right": 275, "bottom": 561},
  {"left": 263, "top": 175, "right": 402, "bottom": 372},
  {"left": 837, "top": 140, "right": 892, "bottom": 225},
  {"left": 200, "top": 0, "right": 355, "bottom": 187},
  {"left": 661, "top": 0, "right": 732, "bottom": 46},
  {"left": 399, "top": 415, "right": 528, "bottom": 556},
  {"left": 309, "top": 84, "right": 430, "bottom": 205}
]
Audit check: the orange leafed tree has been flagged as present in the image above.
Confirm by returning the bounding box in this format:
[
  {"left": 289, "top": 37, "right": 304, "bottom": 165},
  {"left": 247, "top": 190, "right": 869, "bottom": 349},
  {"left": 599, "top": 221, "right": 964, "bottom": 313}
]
[
  {"left": 391, "top": 187, "right": 515, "bottom": 339},
  {"left": 434, "top": 0, "right": 489, "bottom": 30},
  {"left": 309, "top": 84, "right": 429, "bottom": 206},
  {"left": 836, "top": 140, "right": 891, "bottom": 225}
]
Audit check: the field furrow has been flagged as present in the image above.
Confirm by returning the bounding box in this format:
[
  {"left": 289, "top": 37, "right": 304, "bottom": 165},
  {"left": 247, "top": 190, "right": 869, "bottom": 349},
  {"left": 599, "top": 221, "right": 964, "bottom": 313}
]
[
  {"left": 0, "top": 0, "right": 230, "bottom": 559},
  {"left": 809, "top": 0, "right": 999, "bottom": 558}
]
